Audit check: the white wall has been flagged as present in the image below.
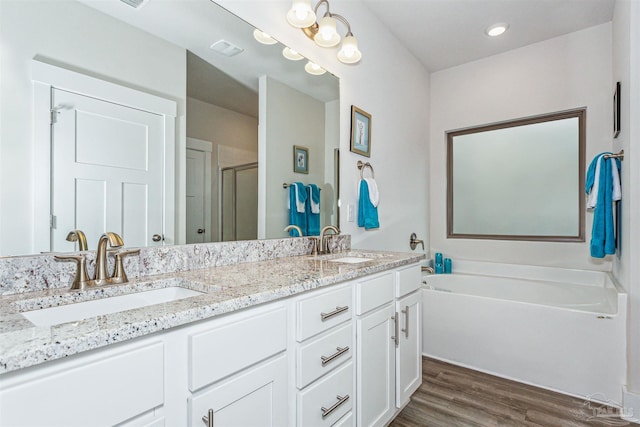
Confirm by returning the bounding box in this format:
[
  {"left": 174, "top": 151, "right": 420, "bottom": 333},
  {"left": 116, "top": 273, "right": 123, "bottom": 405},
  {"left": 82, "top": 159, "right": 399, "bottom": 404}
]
[
  {"left": 261, "top": 77, "right": 325, "bottom": 238},
  {"left": 429, "top": 23, "right": 613, "bottom": 270},
  {"left": 0, "top": 0, "right": 186, "bottom": 255},
  {"left": 612, "top": 0, "right": 640, "bottom": 399},
  {"left": 186, "top": 97, "right": 258, "bottom": 241},
  {"left": 216, "top": 1, "right": 431, "bottom": 253}
]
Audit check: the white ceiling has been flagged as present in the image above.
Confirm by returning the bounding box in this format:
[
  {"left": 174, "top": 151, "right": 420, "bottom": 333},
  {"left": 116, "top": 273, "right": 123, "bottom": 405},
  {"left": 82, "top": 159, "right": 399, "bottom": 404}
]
[{"left": 360, "top": 0, "right": 616, "bottom": 72}]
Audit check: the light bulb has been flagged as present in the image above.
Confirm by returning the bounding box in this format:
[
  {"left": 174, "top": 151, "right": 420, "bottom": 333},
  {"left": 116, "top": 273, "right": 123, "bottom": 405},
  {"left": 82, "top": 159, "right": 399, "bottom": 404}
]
[
  {"left": 314, "top": 16, "right": 340, "bottom": 47},
  {"left": 304, "top": 61, "right": 326, "bottom": 75},
  {"left": 337, "top": 35, "right": 362, "bottom": 64},
  {"left": 253, "top": 29, "right": 277, "bottom": 45},
  {"left": 283, "top": 47, "right": 304, "bottom": 61},
  {"left": 286, "top": 0, "right": 316, "bottom": 28}
]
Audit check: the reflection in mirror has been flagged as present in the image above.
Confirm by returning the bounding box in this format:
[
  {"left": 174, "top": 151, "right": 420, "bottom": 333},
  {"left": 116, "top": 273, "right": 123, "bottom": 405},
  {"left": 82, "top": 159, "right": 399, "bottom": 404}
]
[
  {"left": 0, "top": 0, "right": 339, "bottom": 256},
  {"left": 447, "top": 109, "right": 585, "bottom": 241}
]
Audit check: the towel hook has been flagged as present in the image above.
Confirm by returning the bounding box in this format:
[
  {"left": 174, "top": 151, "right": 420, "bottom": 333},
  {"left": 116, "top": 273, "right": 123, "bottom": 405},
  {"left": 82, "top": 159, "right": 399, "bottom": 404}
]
[{"left": 357, "top": 161, "right": 375, "bottom": 179}]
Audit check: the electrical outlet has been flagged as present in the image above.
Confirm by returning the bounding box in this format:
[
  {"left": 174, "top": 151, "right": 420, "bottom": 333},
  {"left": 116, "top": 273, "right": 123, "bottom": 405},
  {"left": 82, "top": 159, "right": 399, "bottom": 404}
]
[{"left": 347, "top": 204, "right": 355, "bottom": 222}]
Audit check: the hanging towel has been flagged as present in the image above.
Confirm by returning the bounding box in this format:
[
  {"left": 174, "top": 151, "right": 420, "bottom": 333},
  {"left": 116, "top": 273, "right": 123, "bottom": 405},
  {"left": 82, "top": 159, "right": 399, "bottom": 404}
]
[
  {"left": 358, "top": 179, "right": 379, "bottom": 229},
  {"left": 306, "top": 184, "right": 321, "bottom": 236},
  {"left": 586, "top": 153, "right": 621, "bottom": 258},
  {"left": 363, "top": 178, "right": 379, "bottom": 207},
  {"left": 288, "top": 182, "right": 307, "bottom": 236}
]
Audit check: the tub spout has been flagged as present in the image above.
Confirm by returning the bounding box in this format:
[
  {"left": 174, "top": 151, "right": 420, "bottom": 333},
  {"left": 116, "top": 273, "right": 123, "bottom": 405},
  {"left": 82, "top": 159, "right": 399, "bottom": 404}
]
[{"left": 421, "top": 266, "right": 434, "bottom": 274}]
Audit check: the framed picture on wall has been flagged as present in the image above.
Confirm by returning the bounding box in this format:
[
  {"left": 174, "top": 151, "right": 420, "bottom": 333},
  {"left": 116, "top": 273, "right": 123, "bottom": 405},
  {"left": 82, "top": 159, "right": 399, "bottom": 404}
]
[
  {"left": 614, "top": 81, "right": 621, "bottom": 138},
  {"left": 293, "top": 145, "right": 309, "bottom": 174},
  {"left": 350, "top": 105, "right": 372, "bottom": 157}
]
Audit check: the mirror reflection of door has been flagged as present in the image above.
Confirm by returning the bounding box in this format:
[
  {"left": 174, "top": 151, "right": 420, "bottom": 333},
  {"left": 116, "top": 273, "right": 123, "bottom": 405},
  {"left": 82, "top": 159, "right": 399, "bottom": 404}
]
[
  {"left": 51, "top": 87, "right": 167, "bottom": 251},
  {"left": 186, "top": 138, "right": 213, "bottom": 244},
  {"left": 221, "top": 164, "right": 258, "bottom": 241}
]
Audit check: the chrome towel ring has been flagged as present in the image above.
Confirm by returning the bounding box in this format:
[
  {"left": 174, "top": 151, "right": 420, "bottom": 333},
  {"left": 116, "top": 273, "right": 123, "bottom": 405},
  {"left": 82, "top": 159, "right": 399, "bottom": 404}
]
[{"left": 357, "top": 160, "right": 375, "bottom": 179}]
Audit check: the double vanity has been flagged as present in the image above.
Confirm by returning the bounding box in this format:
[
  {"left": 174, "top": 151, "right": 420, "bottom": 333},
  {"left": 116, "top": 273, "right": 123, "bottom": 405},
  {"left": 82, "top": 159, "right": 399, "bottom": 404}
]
[{"left": 0, "top": 237, "right": 424, "bottom": 427}]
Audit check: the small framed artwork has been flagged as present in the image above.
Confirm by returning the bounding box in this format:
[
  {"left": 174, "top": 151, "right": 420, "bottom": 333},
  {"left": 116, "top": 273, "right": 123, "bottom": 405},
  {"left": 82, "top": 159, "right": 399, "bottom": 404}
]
[
  {"left": 614, "top": 81, "right": 621, "bottom": 138},
  {"left": 293, "top": 145, "right": 309, "bottom": 174},
  {"left": 350, "top": 105, "right": 372, "bottom": 157}
]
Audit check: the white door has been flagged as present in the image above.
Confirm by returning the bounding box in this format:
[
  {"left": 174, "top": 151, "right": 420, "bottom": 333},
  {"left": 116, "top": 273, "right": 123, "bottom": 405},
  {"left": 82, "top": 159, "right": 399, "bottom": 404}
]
[
  {"left": 189, "top": 355, "right": 288, "bottom": 427},
  {"left": 357, "top": 303, "right": 396, "bottom": 427},
  {"left": 186, "top": 138, "right": 212, "bottom": 244},
  {"left": 396, "top": 291, "right": 422, "bottom": 407},
  {"left": 51, "top": 88, "right": 165, "bottom": 251}
]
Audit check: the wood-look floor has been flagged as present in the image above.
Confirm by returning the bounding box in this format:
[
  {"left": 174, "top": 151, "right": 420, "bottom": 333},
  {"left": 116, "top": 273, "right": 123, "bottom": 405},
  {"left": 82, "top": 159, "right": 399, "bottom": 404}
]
[{"left": 390, "top": 357, "right": 635, "bottom": 427}]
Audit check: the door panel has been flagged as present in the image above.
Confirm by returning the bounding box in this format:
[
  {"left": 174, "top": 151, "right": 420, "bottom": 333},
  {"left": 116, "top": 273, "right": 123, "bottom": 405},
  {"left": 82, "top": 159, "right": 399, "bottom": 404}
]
[
  {"left": 51, "top": 88, "right": 164, "bottom": 250},
  {"left": 396, "top": 291, "right": 422, "bottom": 407}
]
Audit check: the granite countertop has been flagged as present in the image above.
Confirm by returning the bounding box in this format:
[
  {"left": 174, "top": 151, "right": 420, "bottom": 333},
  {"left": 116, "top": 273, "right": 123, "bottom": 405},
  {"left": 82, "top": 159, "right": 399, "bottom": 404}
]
[{"left": 0, "top": 250, "right": 424, "bottom": 374}]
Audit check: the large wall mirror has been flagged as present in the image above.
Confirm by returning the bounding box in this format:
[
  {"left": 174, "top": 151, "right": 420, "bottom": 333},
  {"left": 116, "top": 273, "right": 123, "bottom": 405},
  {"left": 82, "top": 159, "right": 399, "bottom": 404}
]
[
  {"left": 0, "top": 0, "right": 339, "bottom": 256},
  {"left": 447, "top": 109, "right": 585, "bottom": 241}
]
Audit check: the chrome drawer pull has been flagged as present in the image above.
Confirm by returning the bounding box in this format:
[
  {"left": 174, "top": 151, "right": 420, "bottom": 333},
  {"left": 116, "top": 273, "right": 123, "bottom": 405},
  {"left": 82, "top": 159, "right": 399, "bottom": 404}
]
[
  {"left": 321, "top": 394, "right": 350, "bottom": 419},
  {"left": 320, "top": 346, "right": 349, "bottom": 366},
  {"left": 320, "top": 305, "right": 348, "bottom": 321},
  {"left": 391, "top": 312, "right": 399, "bottom": 347},
  {"left": 401, "top": 305, "right": 409, "bottom": 338},
  {"left": 202, "top": 409, "right": 214, "bottom": 427}
]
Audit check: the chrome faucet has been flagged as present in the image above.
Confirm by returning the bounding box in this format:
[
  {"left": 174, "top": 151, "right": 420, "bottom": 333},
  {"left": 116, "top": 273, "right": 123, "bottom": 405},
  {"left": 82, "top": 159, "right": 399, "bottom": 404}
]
[
  {"left": 284, "top": 225, "right": 303, "bottom": 237},
  {"left": 66, "top": 230, "right": 88, "bottom": 251},
  {"left": 319, "top": 225, "right": 340, "bottom": 255},
  {"left": 94, "top": 232, "right": 124, "bottom": 285}
]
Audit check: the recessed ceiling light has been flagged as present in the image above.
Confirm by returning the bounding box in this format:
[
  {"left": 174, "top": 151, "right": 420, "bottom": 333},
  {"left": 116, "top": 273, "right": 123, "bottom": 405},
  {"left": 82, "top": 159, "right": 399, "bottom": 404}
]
[
  {"left": 485, "top": 23, "right": 509, "bottom": 37},
  {"left": 253, "top": 29, "right": 277, "bottom": 45}
]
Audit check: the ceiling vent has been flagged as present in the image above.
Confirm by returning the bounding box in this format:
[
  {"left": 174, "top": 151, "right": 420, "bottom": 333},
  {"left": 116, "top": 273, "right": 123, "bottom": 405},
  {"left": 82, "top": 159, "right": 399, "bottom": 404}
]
[
  {"left": 119, "top": 0, "right": 147, "bottom": 9},
  {"left": 210, "top": 40, "right": 244, "bottom": 57}
]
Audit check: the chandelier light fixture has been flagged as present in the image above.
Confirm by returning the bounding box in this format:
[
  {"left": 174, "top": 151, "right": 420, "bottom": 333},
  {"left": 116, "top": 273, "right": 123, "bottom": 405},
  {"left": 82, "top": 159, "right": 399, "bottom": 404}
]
[{"left": 286, "top": 0, "right": 362, "bottom": 65}]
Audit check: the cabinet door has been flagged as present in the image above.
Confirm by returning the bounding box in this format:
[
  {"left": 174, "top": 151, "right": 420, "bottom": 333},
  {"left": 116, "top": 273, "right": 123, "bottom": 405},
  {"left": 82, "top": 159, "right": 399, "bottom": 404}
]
[
  {"left": 356, "top": 304, "right": 396, "bottom": 427},
  {"left": 396, "top": 291, "right": 422, "bottom": 407},
  {"left": 189, "top": 355, "right": 288, "bottom": 427}
]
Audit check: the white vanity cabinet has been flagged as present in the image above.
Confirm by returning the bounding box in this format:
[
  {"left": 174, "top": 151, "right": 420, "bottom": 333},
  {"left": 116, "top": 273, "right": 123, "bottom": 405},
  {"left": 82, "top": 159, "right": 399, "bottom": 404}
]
[
  {"left": 0, "top": 338, "right": 166, "bottom": 427},
  {"left": 355, "top": 264, "right": 422, "bottom": 427},
  {"left": 294, "top": 283, "right": 355, "bottom": 427},
  {"left": 187, "top": 303, "right": 289, "bottom": 427}
]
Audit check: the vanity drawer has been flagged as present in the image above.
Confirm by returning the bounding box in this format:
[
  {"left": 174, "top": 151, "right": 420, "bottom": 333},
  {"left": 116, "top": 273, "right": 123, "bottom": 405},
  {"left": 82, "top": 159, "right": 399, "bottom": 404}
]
[
  {"left": 396, "top": 264, "right": 421, "bottom": 298},
  {"left": 189, "top": 306, "right": 287, "bottom": 391},
  {"left": 297, "top": 284, "right": 352, "bottom": 341},
  {"left": 297, "top": 322, "right": 353, "bottom": 389},
  {"left": 297, "top": 361, "right": 353, "bottom": 427},
  {"left": 355, "top": 272, "right": 394, "bottom": 315}
]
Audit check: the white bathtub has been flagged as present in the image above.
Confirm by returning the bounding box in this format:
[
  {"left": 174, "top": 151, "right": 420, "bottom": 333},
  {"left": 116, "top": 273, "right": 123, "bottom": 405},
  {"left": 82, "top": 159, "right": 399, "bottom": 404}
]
[{"left": 422, "top": 261, "right": 627, "bottom": 404}]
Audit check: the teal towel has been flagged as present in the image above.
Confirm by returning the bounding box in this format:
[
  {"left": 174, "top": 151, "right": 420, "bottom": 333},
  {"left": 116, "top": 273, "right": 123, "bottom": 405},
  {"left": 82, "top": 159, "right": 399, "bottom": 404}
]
[
  {"left": 288, "top": 182, "right": 307, "bottom": 236},
  {"left": 358, "top": 179, "right": 379, "bottom": 229},
  {"left": 306, "top": 184, "right": 320, "bottom": 236},
  {"left": 586, "top": 153, "right": 620, "bottom": 258}
]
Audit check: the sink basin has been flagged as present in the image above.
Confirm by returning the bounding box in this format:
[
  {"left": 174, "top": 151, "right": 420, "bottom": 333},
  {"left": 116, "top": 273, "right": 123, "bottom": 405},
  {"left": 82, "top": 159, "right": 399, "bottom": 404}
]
[
  {"left": 327, "top": 257, "right": 374, "bottom": 264},
  {"left": 22, "top": 287, "right": 204, "bottom": 327}
]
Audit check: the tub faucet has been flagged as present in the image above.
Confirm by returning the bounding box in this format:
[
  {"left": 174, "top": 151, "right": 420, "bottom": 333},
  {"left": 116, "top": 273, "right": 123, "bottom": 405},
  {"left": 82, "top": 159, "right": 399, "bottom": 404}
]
[
  {"left": 94, "top": 232, "right": 124, "bottom": 285},
  {"left": 66, "top": 230, "right": 88, "bottom": 251},
  {"left": 421, "top": 266, "right": 435, "bottom": 274},
  {"left": 284, "top": 225, "right": 303, "bottom": 237},
  {"left": 319, "top": 225, "right": 340, "bottom": 255}
]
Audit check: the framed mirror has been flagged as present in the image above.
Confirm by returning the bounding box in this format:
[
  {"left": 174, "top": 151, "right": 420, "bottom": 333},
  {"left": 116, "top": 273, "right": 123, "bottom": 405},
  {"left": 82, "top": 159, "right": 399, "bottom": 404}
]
[
  {"left": 0, "top": 0, "right": 339, "bottom": 256},
  {"left": 447, "top": 109, "right": 586, "bottom": 241}
]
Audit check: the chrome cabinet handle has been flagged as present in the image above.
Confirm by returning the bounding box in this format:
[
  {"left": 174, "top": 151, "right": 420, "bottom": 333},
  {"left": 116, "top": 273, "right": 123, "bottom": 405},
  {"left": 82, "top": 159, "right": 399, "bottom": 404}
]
[
  {"left": 320, "top": 305, "right": 348, "bottom": 321},
  {"left": 320, "top": 346, "right": 349, "bottom": 366},
  {"left": 321, "top": 394, "right": 350, "bottom": 419},
  {"left": 152, "top": 234, "right": 163, "bottom": 242},
  {"left": 391, "top": 312, "right": 399, "bottom": 347},
  {"left": 202, "top": 409, "right": 214, "bottom": 427},
  {"left": 401, "top": 305, "right": 409, "bottom": 338}
]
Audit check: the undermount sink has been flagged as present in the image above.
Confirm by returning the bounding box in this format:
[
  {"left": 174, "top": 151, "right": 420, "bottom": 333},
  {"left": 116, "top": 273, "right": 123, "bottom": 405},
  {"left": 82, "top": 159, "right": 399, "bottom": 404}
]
[
  {"left": 327, "top": 257, "right": 374, "bottom": 264},
  {"left": 21, "top": 287, "right": 205, "bottom": 327}
]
